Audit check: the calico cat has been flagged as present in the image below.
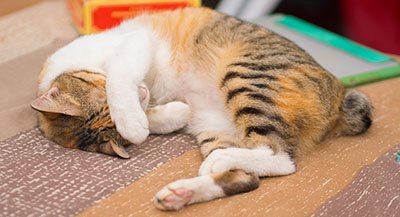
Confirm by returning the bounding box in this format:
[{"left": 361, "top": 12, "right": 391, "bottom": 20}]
[{"left": 31, "top": 7, "right": 372, "bottom": 210}]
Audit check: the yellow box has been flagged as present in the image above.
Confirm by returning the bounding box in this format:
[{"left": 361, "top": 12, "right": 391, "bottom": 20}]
[{"left": 67, "top": 0, "right": 201, "bottom": 34}]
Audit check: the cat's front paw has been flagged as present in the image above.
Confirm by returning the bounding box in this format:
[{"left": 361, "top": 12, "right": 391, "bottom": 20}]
[{"left": 114, "top": 109, "right": 149, "bottom": 144}]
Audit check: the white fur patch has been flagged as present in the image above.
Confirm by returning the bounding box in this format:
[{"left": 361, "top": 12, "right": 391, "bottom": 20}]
[
  {"left": 154, "top": 175, "right": 224, "bottom": 210},
  {"left": 148, "top": 101, "right": 191, "bottom": 134},
  {"left": 39, "top": 19, "right": 183, "bottom": 145},
  {"left": 199, "top": 147, "right": 296, "bottom": 177},
  {"left": 180, "top": 72, "right": 237, "bottom": 136},
  {"left": 144, "top": 38, "right": 180, "bottom": 105},
  {"left": 103, "top": 31, "right": 155, "bottom": 144},
  {"left": 39, "top": 33, "right": 125, "bottom": 93}
]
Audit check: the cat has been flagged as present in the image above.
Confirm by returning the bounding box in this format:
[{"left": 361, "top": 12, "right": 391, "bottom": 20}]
[{"left": 31, "top": 7, "right": 372, "bottom": 210}]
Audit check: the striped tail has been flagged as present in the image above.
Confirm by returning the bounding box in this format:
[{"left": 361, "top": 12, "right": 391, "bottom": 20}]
[{"left": 338, "top": 90, "right": 373, "bottom": 136}]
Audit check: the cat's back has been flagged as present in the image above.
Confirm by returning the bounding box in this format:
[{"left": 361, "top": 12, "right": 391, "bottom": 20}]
[
  {"left": 117, "top": 7, "right": 218, "bottom": 41},
  {"left": 125, "top": 8, "right": 322, "bottom": 72}
]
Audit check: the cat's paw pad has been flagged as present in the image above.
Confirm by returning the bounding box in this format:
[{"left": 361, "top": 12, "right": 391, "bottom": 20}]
[
  {"left": 154, "top": 185, "right": 193, "bottom": 211},
  {"left": 199, "top": 149, "right": 235, "bottom": 176}
]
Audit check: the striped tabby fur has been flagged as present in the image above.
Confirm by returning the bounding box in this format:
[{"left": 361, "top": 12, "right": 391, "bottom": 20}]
[{"left": 32, "top": 7, "right": 372, "bottom": 211}]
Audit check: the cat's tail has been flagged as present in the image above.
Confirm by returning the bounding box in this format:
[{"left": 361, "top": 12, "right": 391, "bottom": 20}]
[{"left": 337, "top": 90, "right": 373, "bottom": 136}]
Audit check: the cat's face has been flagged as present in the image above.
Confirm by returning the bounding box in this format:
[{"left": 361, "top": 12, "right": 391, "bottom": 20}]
[{"left": 31, "top": 71, "right": 132, "bottom": 158}]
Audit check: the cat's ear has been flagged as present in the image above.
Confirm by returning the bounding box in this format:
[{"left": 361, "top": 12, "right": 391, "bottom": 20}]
[
  {"left": 31, "top": 87, "right": 83, "bottom": 116},
  {"left": 100, "top": 139, "right": 130, "bottom": 159},
  {"left": 109, "top": 139, "right": 130, "bottom": 159}
]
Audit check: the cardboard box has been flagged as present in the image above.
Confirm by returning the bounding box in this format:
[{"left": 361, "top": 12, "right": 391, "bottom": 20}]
[{"left": 67, "top": 0, "right": 201, "bottom": 34}]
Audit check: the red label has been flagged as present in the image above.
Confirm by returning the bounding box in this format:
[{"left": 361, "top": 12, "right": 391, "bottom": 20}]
[{"left": 92, "top": 2, "right": 190, "bottom": 31}]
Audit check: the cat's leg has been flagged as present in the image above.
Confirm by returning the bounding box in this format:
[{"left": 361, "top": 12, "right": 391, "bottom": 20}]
[
  {"left": 154, "top": 143, "right": 295, "bottom": 210},
  {"left": 105, "top": 31, "right": 154, "bottom": 144},
  {"left": 153, "top": 103, "right": 254, "bottom": 210},
  {"left": 199, "top": 147, "right": 296, "bottom": 177},
  {"left": 154, "top": 143, "right": 295, "bottom": 211},
  {"left": 154, "top": 170, "right": 259, "bottom": 211},
  {"left": 147, "top": 101, "right": 191, "bottom": 134},
  {"left": 155, "top": 71, "right": 297, "bottom": 210},
  {"left": 153, "top": 109, "right": 258, "bottom": 210},
  {"left": 185, "top": 104, "right": 240, "bottom": 157},
  {"left": 199, "top": 61, "right": 300, "bottom": 176},
  {"left": 192, "top": 108, "right": 296, "bottom": 177}
]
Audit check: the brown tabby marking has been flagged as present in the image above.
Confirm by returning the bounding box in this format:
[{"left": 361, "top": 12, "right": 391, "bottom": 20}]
[
  {"left": 198, "top": 132, "right": 239, "bottom": 157},
  {"left": 32, "top": 71, "right": 130, "bottom": 158},
  {"left": 213, "top": 170, "right": 259, "bottom": 196}
]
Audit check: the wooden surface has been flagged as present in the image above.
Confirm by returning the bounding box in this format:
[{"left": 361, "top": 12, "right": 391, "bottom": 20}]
[
  {"left": 313, "top": 144, "right": 400, "bottom": 217},
  {"left": 0, "top": 129, "right": 198, "bottom": 216},
  {"left": 79, "top": 78, "right": 400, "bottom": 217},
  {"left": 0, "top": 0, "right": 41, "bottom": 16}
]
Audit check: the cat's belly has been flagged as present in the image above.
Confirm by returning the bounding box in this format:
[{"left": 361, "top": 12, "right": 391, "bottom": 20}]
[{"left": 179, "top": 72, "right": 237, "bottom": 135}]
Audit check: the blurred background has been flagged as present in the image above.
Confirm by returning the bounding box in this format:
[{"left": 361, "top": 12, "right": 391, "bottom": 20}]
[
  {"left": 205, "top": 0, "right": 400, "bottom": 55},
  {"left": 0, "top": 0, "right": 399, "bottom": 55}
]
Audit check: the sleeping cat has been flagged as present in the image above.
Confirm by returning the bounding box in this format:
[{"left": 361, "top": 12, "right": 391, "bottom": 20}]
[{"left": 31, "top": 7, "right": 372, "bottom": 210}]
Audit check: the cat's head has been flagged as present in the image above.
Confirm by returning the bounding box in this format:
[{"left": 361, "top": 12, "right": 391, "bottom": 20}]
[{"left": 31, "top": 70, "right": 149, "bottom": 159}]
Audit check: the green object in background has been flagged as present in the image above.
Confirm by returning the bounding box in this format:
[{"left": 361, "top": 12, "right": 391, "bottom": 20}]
[
  {"left": 276, "top": 15, "right": 392, "bottom": 63},
  {"left": 341, "top": 65, "right": 400, "bottom": 87},
  {"left": 396, "top": 151, "right": 400, "bottom": 163},
  {"left": 272, "top": 15, "right": 400, "bottom": 87}
]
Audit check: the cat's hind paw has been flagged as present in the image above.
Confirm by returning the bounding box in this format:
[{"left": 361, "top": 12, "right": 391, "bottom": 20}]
[
  {"left": 154, "top": 176, "right": 224, "bottom": 211},
  {"left": 148, "top": 101, "right": 191, "bottom": 134},
  {"left": 154, "top": 186, "right": 193, "bottom": 211}
]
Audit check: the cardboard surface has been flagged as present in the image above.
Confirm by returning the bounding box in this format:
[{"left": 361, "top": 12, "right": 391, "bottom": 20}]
[
  {"left": 0, "top": 40, "right": 67, "bottom": 140},
  {"left": 79, "top": 78, "right": 400, "bottom": 217},
  {"left": 0, "top": 0, "right": 78, "bottom": 64},
  {"left": 0, "top": 0, "right": 41, "bottom": 16}
]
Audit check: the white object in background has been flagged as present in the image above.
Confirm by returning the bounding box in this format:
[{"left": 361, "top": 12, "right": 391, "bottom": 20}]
[
  {"left": 216, "top": 0, "right": 282, "bottom": 21},
  {"left": 216, "top": 0, "right": 246, "bottom": 16},
  {"left": 239, "top": 0, "right": 281, "bottom": 20}
]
